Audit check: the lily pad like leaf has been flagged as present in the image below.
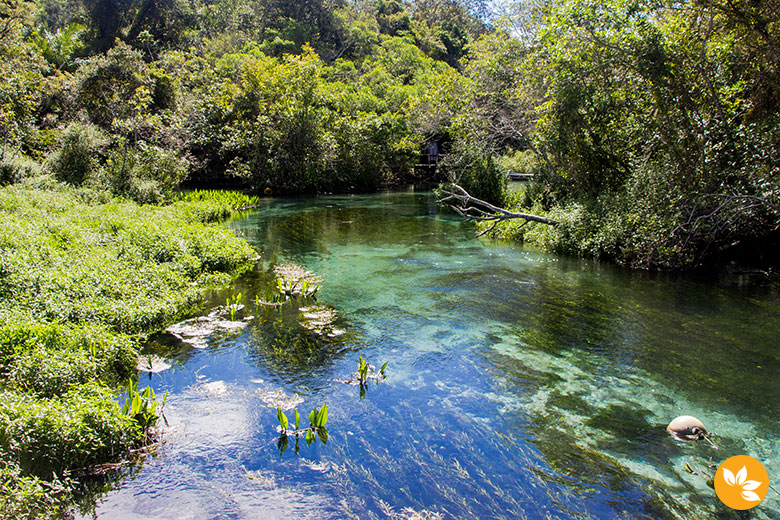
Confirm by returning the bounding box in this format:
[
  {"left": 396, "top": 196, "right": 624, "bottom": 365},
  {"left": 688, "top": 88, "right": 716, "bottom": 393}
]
[
  {"left": 277, "top": 407, "right": 288, "bottom": 430},
  {"left": 316, "top": 403, "right": 328, "bottom": 427}
]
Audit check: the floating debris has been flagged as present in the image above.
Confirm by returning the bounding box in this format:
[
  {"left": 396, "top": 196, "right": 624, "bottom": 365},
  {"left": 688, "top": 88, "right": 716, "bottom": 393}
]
[
  {"left": 667, "top": 415, "right": 707, "bottom": 440},
  {"left": 166, "top": 320, "right": 212, "bottom": 349},
  {"left": 258, "top": 388, "right": 304, "bottom": 410},
  {"left": 245, "top": 469, "right": 276, "bottom": 488},
  {"left": 201, "top": 380, "right": 228, "bottom": 397},
  {"left": 300, "top": 305, "right": 339, "bottom": 335},
  {"left": 379, "top": 501, "right": 444, "bottom": 520},
  {"left": 166, "top": 308, "right": 249, "bottom": 349},
  {"left": 136, "top": 354, "right": 172, "bottom": 373}
]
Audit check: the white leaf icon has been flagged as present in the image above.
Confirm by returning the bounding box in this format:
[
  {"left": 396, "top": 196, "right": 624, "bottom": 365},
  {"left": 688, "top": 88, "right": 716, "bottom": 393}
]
[
  {"left": 723, "top": 468, "right": 736, "bottom": 486},
  {"left": 742, "top": 490, "right": 761, "bottom": 502},
  {"left": 743, "top": 480, "right": 761, "bottom": 491},
  {"left": 736, "top": 466, "right": 748, "bottom": 486}
]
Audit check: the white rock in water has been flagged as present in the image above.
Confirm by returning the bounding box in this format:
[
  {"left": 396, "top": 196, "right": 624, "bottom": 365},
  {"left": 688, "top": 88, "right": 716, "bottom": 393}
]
[{"left": 667, "top": 415, "right": 707, "bottom": 440}]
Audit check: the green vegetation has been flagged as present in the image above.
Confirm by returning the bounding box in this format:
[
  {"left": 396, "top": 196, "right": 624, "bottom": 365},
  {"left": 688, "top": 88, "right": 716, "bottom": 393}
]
[
  {"left": 0, "top": 0, "right": 778, "bottom": 509},
  {"left": 0, "top": 0, "right": 488, "bottom": 197},
  {"left": 4, "top": 0, "right": 770, "bottom": 268},
  {"left": 276, "top": 403, "right": 329, "bottom": 454},
  {"left": 0, "top": 183, "right": 255, "bottom": 515},
  {"left": 459, "top": 0, "right": 780, "bottom": 269}
]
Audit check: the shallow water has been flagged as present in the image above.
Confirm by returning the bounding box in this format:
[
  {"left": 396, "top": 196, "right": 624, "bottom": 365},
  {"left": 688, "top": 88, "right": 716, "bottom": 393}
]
[{"left": 81, "top": 191, "right": 780, "bottom": 519}]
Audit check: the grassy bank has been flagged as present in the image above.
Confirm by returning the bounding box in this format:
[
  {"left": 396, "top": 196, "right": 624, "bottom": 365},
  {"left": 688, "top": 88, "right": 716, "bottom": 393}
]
[{"left": 0, "top": 182, "right": 256, "bottom": 518}]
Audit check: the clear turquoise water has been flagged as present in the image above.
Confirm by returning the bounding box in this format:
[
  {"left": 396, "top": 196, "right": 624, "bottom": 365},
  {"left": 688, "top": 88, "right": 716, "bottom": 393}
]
[{"left": 81, "top": 191, "right": 780, "bottom": 519}]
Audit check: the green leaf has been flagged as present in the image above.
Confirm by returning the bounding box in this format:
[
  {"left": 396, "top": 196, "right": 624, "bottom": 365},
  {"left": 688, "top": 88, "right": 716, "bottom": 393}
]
[
  {"left": 294, "top": 409, "right": 300, "bottom": 430},
  {"left": 380, "top": 361, "right": 389, "bottom": 375},
  {"left": 316, "top": 403, "right": 328, "bottom": 427},
  {"left": 317, "top": 426, "right": 328, "bottom": 445},
  {"left": 306, "top": 429, "right": 315, "bottom": 445},
  {"left": 309, "top": 409, "right": 317, "bottom": 426},
  {"left": 277, "top": 407, "right": 288, "bottom": 430},
  {"left": 278, "top": 435, "right": 288, "bottom": 454}
]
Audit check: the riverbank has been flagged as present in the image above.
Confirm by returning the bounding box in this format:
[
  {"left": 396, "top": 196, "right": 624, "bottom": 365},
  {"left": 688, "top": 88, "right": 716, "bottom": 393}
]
[{"left": 0, "top": 180, "right": 256, "bottom": 518}]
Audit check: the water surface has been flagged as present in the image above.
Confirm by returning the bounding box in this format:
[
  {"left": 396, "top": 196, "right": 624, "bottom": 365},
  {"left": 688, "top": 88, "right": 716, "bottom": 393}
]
[{"left": 82, "top": 191, "right": 780, "bottom": 519}]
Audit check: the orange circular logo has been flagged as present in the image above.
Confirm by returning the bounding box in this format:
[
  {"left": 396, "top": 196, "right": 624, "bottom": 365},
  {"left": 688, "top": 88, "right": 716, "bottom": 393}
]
[{"left": 714, "top": 455, "right": 769, "bottom": 510}]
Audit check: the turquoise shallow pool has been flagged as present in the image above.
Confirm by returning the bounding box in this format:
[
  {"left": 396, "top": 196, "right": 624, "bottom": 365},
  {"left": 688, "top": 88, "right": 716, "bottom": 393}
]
[{"left": 80, "top": 191, "right": 780, "bottom": 519}]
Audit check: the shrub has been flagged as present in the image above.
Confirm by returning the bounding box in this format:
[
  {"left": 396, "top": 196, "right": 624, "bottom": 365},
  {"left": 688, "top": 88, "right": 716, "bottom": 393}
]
[
  {"left": 442, "top": 142, "right": 506, "bottom": 205},
  {"left": 0, "top": 151, "right": 44, "bottom": 186},
  {"left": 0, "top": 384, "right": 141, "bottom": 478},
  {"left": 4, "top": 323, "right": 137, "bottom": 398},
  {"left": 48, "top": 122, "right": 106, "bottom": 186},
  {"left": 102, "top": 144, "right": 189, "bottom": 204},
  {"left": 0, "top": 459, "right": 70, "bottom": 520},
  {"left": 0, "top": 186, "right": 255, "bottom": 334}
]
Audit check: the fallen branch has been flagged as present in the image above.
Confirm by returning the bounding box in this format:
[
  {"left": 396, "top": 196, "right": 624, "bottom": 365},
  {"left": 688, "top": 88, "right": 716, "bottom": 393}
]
[{"left": 438, "top": 184, "right": 559, "bottom": 227}]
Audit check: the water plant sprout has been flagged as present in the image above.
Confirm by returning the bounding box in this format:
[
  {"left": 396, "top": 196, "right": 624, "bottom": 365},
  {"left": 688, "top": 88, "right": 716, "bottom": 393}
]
[
  {"left": 121, "top": 378, "right": 168, "bottom": 438},
  {"left": 275, "top": 404, "right": 329, "bottom": 455},
  {"left": 227, "top": 292, "right": 243, "bottom": 320},
  {"left": 336, "top": 356, "right": 389, "bottom": 399}
]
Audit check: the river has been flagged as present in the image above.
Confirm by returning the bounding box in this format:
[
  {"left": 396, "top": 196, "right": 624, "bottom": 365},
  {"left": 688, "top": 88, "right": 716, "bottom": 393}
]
[{"left": 79, "top": 191, "right": 780, "bottom": 519}]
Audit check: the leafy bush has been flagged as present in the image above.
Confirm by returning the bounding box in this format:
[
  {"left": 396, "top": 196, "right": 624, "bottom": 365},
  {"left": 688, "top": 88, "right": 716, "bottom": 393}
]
[
  {"left": 0, "top": 151, "right": 44, "bottom": 186},
  {"left": 48, "top": 122, "right": 106, "bottom": 186},
  {"left": 0, "top": 459, "right": 70, "bottom": 520},
  {"left": 496, "top": 149, "right": 540, "bottom": 177},
  {"left": 102, "top": 143, "right": 189, "bottom": 204},
  {"left": 442, "top": 142, "right": 506, "bottom": 205},
  {"left": 4, "top": 323, "right": 137, "bottom": 398},
  {"left": 0, "top": 384, "right": 141, "bottom": 478}
]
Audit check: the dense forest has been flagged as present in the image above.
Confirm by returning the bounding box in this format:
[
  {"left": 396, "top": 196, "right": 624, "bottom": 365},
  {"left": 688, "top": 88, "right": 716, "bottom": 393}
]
[
  {"left": 1, "top": 0, "right": 779, "bottom": 269},
  {"left": 0, "top": 0, "right": 779, "bottom": 514}
]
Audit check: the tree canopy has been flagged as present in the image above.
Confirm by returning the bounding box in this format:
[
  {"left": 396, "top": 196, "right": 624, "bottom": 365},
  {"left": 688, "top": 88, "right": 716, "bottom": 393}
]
[{"left": 0, "top": 0, "right": 778, "bottom": 268}]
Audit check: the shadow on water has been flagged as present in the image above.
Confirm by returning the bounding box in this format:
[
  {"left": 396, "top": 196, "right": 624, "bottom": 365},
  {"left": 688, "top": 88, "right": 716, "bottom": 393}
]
[{"left": 78, "top": 191, "right": 780, "bottom": 520}]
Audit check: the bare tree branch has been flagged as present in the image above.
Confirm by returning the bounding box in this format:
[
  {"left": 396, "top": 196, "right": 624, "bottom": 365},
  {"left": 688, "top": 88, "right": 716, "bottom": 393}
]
[{"left": 439, "top": 183, "right": 559, "bottom": 227}]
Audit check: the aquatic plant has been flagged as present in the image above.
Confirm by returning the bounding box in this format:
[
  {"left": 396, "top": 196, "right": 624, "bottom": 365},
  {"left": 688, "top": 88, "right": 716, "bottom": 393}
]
[
  {"left": 272, "top": 264, "right": 322, "bottom": 301},
  {"left": 338, "top": 356, "right": 388, "bottom": 398},
  {"left": 379, "top": 501, "right": 444, "bottom": 520},
  {"left": 227, "top": 292, "right": 243, "bottom": 321},
  {"left": 176, "top": 189, "right": 260, "bottom": 210},
  {"left": 275, "top": 404, "right": 329, "bottom": 454},
  {"left": 121, "top": 378, "right": 168, "bottom": 437}
]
